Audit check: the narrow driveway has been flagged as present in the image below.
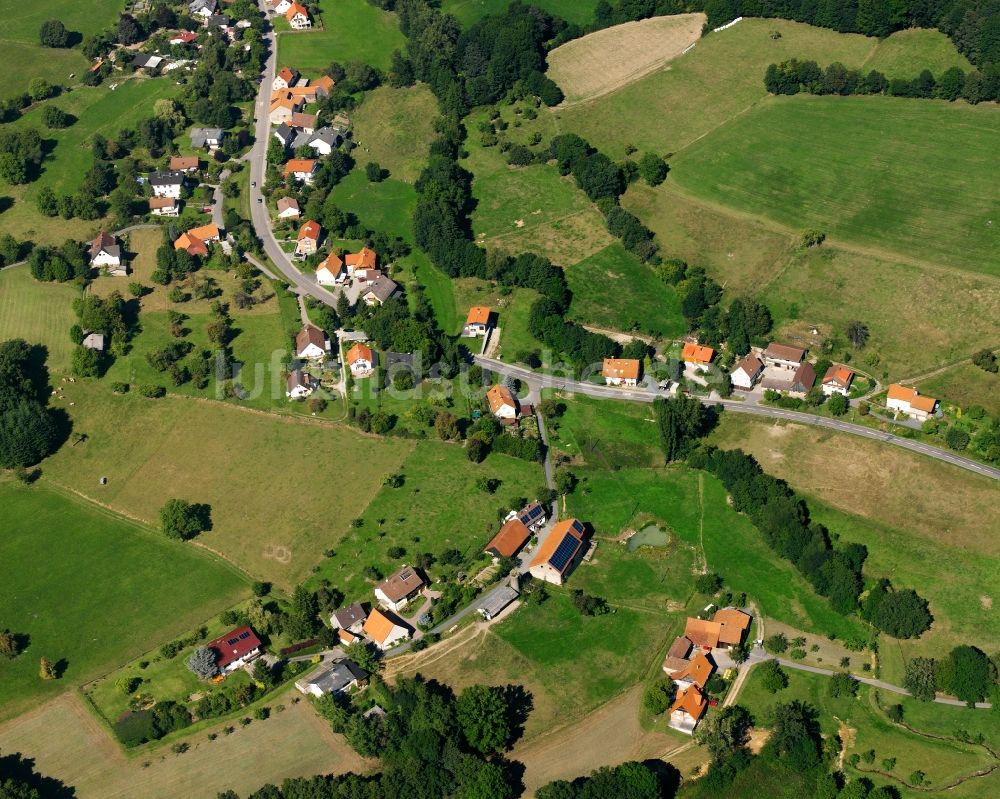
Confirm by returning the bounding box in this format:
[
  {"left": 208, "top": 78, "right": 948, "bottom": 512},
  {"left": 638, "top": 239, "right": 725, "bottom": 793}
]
[{"left": 474, "top": 357, "right": 1000, "bottom": 481}]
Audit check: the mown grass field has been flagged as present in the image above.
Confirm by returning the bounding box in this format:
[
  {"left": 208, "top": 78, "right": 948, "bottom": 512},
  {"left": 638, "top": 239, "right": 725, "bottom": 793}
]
[
  {"left": 441, "top": 0, "right": 601, "bottom": 26},
  {"left": 309, "top": 441, "right": 544, "bottom": 601},
  {"left": 348, "top": 85, "right": 438, "bottom": 184},
  {"left": 0, "top": 264, "right": 80, "bottom": 373},
  {"left": 669, "top": 95, "right": 1000, "bottom": 277},
  {"left": 917, "top": 361, "right": 1000, "bottom": 415},
  {"left": 40, "top": 382, "right": 414, "bottom": 589},
  {"left": 275, "top": 0, "right": 404, "bottom": 72},
  {"left": 546, "top": 393, "right": 662, "bottom": 469},
  {"left": 565, "top": 243, "right": 685, "bottom": 337},
  {"left": 0, "top": 483, "right": 246, "bottom": 721},
  {"left": 327, "top": 171, "right": 417, "bottom": 241},
  {"left": 0, "top": 690, "right": 367, "bottom": 799}
]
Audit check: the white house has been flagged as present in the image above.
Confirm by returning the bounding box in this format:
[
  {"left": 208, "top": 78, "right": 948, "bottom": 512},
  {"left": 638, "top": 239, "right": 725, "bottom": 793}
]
[
  {"left": 89, "top": 232, "right": 121, "bottom": 269},
  {"left": 486, "top": 384, "right": 519, "bottom": 420},
  {"left": 363, "top": 609, "right": 409, "bottom": 651},
  {"left": 374, "top": 566, "right": 426, "bottom": 613},
  {"left": 285, "top": 3, "right": 312, "bottom": 29},
  {"left": 149, "top": 196, "right": 179, "bottom": 217},
  {"left": 295, "top": 660, "right": 367, "bottom": 698},
  {"left": 295, "top": 325, "right": 329, "bottom": 360},
  {"left": 282, "top": 159, "right": 317, "bottom": 184},
  {"left": 315, "top": 252, "right": 345, "bottom": 286},
  {"left": 347, "top": 342, "right": 375, "bottom": 377},
  {"left": 270, "top": 0, "right": 293, "bottom": 13},
  {"left": 277, "top": 196, "right": 300, "bottom": 219},
  {"left": 602, "top": 357, "right": 641, "bottom": 387},
  {"left": 528, "top": 519, "right": 586, "bottom": 586},
  {"left": 669, "top": 685, "right": 707, "bottom": 734},
  {"left": 307, "top": 128, "right": 344, "bottom": 155},
  {"left": 330, "top": 602, "right": 367, "bottom": 634},
  {"left": 189, "top": 0, "right": 217, "bottom": 19},
  {"left": 149, "top": 171, "right": 184, "bottom": 198},
  {"left": 462, "top": 306, "right": 493, "bottom": 337},
  {"left": 286, "top": 369, "right": 317, "bottom": 399},
  {"left": 207, "top": 626, "right": 262, "bottom": 675},
  {"left": 821, "top": 366, "right": 855, "bottom": 397},
  {"left": 731, "top": 353, "right": 764, "bottom": 390},
  {"left": 272, "top": 66, "right": 299, "bottom": 91},
  {"left": 763, "top": 342, "right": 806, "bottom": 370},
  {"left": 886, "top": 384, "right": 937, "bottom": 421},
  {"left": 361, "top": 276, "right": 399, "bottom": 307}
]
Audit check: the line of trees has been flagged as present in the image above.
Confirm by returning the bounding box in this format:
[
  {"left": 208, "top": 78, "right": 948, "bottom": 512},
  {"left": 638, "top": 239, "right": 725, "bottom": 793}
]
[
  {"left": 765, "top": 59, "right": 1000, "bottom": 103},
  {"left": 0, "top": 339, "right": 62, "bottom": 469},
  {"left": 904, "top": 645, "right": 999, "bottom": 705}
]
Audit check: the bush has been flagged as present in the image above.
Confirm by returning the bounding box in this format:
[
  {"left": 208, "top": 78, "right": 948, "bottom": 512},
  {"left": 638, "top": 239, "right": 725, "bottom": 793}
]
[
  {"left": 827, "top": 672, "right": 858, "bottom": 698},
  {"left": 111, "top": 382, "right": 129, "bottom": 394},
  {"left": 945, "top": 427, "right": 970, "bottom": 451},
  {"left": 159, "top": 498, "right": 212, "bottom": 541},
  {"left": 764, "top": 633, "right": 788, "bottom": 654},
  {"left": 694, "top": 572, "right": 722, "bottom": 595},
  {"left": 758, "top": 659, "right": 788, "bottom": 693},
  {"left": 642, "top": 678, "right": 676, "bottom": 714},
  {"left": 138, "top": 385, "right": 166, "bottom": 398}
]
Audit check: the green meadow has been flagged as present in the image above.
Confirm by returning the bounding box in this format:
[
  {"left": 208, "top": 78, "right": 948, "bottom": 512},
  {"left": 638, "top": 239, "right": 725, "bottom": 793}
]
[{"left": 0, "top": 264, "right": 80, "bottom": 374}]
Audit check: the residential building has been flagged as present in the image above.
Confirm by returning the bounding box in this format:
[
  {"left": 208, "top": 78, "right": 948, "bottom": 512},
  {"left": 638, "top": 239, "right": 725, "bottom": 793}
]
[
  {"left": 661, "top": 636, "right": 693, "bottom": 675},
  {"left": 713, "top": 608, "right": 752, "bottom": 648},
  {"left": 273, "top": 66, "right": 299, "bottom": 91},
  {"left": 189, "top": 0, "right": 217, "bottom": 18},
  {"left": 89, "top": 232, "right": 121, "bottom": 268},
  {"left": 131, "top": 53, "right": 163, "bottom": 71},
  {"left": 206, "top": 14, "right": 231, "bottom": 33},
  {"left": 374, "top": 566, "right": 426, "bottom": 613},
  {"left": 512, "top": 500, "right": 546, "bottom": 532},
  {"left": 295, "top": 659, "right": 367, "bottom": 698},
  {"left": 682, "top": 342, "right": 716, "bottom": 369},
  {"left": 822, "top": 365, "right": 855, "bottom": 397},
  {"left": 669, "top": 685, "right": 707, "bottom": 734},
  {"left": 671, "top": 650, "right": 715, "bottom": 691},
  {"left": 283, "top": 158, "right": 318, "bottom": 184},
  {"left": 478, "top": 585, "right": 519, "bottom": 621},
  {"left": 463, "top": 306, "right": 493, "bottom": 337},
  {"left": 149, "top": 196, "right": 178, "bottom": 217},
  {"left": 484, "top": 518, "right": 532, "bottom": 559},
  {"left": 886, "top": 384, "right": 938, "bottom": 421},
  {"left": 338, "top": 628, "right": 360, "bottom": 646},
  {"left": 286, "top": 2, "right": 312, "bottom": 28},
  {"left": 731, "top": 353, "right": 764, "bottom": 390},
  {"left": 286, "top": 369, "right": 317, "bottom": 399},
  {"left": 277, "top": 196, "right": 300, "bottom": 219},
  {"left": 268, "top": 93, "right": 301, "bottom": 125},
  {"left": 763, "top": 342, "right": 807, "bottom": 370},
  {"left": 169, "top": 30, "right": 199, "bottom": 45},
  {"left": 361, "top": 276, "right": 399, "bottom": 306},
  {"left": 528, "top": 518, "right": 586, "bottom": 586},
  {"left": 296, "top": 219, "right": 322, "bottom": 256},
  {"left": 169, "top": 155, "right": 200, "bottom": 173},
  {"left": 190, "top": 127, "right": 224, "bottom": 150},
  {"left": 347, "top": 342, "right": 374, "bottom": 377},
  {"left": 287, "top": 85, "right": 318, "bottom": 104},
  {"left": 307, "top": 127, "right": 344, "bottom": 155},
  {"left": 207, "top": 626, "right": 262, "bottom": 674},
  {"left": 269, "top": 0, "right": 293, "bottom": 13},
  {"left": 187, "top": 223, "right": 221, "bottom": 243},
  {"left": 602, "top": 358, "right": 641, "bottom": 387},
  {"left": 313, "top": 75, "right": 336, "bottom": 97},
  {"left": 289, "top": 112, "right": 318, "bottom": 133},
  {"left": 295, "top": 324, "right": 329, "bottom": 360},
  {"left": 788, "top": 362, "right": 817, "bottom": 397},
  {"left": 315, "top": 252, "right": 345, "bottom": 285},
  {"left": 345, "top": 246, "right": 376, "bottom": 276},
  {"left": 330, "top": 602, "right": 367, "bottom": 634},
  {"left": 684, "top": 617, "right": 721, "bottom": 650},
  {"left": 174, "top": 232, "right": 209, "bottom": 257},
  {"left": 273, "top": 122, "right": 296, "bottom": 148},
  {"left": 149, "top": 170, "right": 185, "bottom": 198},
  {"left": 486, "top": 384, "right": 519, "bottom": 420},
  {"left": 363, "top": 608, "right": 409, "bottom": 651}
]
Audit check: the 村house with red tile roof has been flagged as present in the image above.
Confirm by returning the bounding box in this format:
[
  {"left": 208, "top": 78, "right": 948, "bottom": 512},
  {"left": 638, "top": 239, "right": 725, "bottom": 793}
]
[
  {"left": 528, "top": 519, "right": 586, "bottom": 585},
  {"left": 886, "top": 384, "right": 937, "bottom": 422},
  {"left": 822, "top": 365, "right": 855, "bottom": 397},
  {"left": 602, "top": 358, "right": 641, "bottom": 387},
  {"left": 485, "top": 518, "right": 532, "bottom": 560},
  {"left": 463, "top": 306, "right": 493, "bottom": 337},
  {"left": 286, "top": 2, "right": 311, "bottom": 28},
  {"left": 208, "top": 626, "right": 262, "bottom": 674},
  {"left": 682, "top": 342, "right": 715, "bottom": 368}
]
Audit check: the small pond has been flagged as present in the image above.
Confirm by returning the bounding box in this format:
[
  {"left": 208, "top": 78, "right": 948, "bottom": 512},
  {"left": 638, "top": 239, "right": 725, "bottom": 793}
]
[{"left": 626, "top": 524, "right": 668, "bottom": 552}]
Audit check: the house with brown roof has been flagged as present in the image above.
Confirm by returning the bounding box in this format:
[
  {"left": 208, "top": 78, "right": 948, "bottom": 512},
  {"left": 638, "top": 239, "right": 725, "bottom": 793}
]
[
  {"left": 295, "top": 324, "right": 329, "bottom": 360},
  {"left": 886, "top": 384, "right": 937, "bottom": 421},
  {"left": 602, "top": 358, "right": 641, "bottom": 387},
  {"left": 149, "top": 196, "right": 179, "bottom": 217},
  {"left": 361, "top": 275, "right": 400, "bottom": 306},
  {"left": 345, "top": 246, "right": 377, "bottom": 276},
  {"left": 528, "top": 519, "right": 586, "bottom": 586},
  {"left": 315, "top": 252, "right": 345, "bottom": 286},
  {"left": 731, "top": 353, "right": 764, "bottom": 390},
  {"left": 713, "top": 608, "right": 752, "bottom": 647},
  {"left": 169, "top": 155, "right": 200, "bottom": 173},
  {"left": 347, "top": 342, "right": 374, "bottom": 377},
  {"left": 374, "top": 566, "right": 426, "bottom": 613},
  {"left": 661, "top": 636, "right": 693, "bottom": 674},
  {"left": 463, "top": 306, "right": 493, "bottom": 337},
  {"left": 330, "top": 602, "right": 367, "bottom": 634},
  {"left": 295, "top": 219, "right": 322, "bottom": 256},
  {"left": 683, "top": 617, "right": 721, "bottom": 650},
  {"left": 788, "top": 362, "right": 817, "bottom": 397},
  {"left": 822, "top": 366, "right": 855, "bottom": 397},
  {"left": 670, "top": 685, "right": 707, "bottom": 734},
  {"left": 363, "top": 608, "right": 410, "bottom": 651},
  {"left": 485, "top": 518, "right": 532, "bottom": 560},
  {"left": 763, "top": 342, "right": 807, "bottom": 370},
  {"left": 277, "top": 196, "right": 300, "bottom": 219},
  {"left": 173, "top": 232, "right": 209, "bottom": 257},
  {"left": 289, "top": 111, "right": 318, "bottom": 133},
  {"left": 207, "top": 625, "right": 262, "bottom": 675},
  {"left": 283, "top": 159, "right": 318, "bottom": 184},
  {"left": 286, "top": 368, "right": 317, "bottom": 399},
  {"left": 273, "top": 66, "right": 299, "bottom": 91},
  {"left": 89, "top": 232, "right": 121, "bottom": 269},
  {"left": 312, "top": 75, "right": 336, "bottom": 97},
  {"left": 682, "top": 342, "right": 715, "bottom": 368},
  {"left": 486, "top": 384, "right": 519, "bottom": 420}
]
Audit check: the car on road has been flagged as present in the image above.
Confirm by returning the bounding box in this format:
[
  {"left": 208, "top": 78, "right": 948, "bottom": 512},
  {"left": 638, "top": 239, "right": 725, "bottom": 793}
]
[
  {"left": 251, "top": 181, "right": 256, "bottom": 187},
  {"left": 257, "top": 198, "right": 263, "bottom": 203}
]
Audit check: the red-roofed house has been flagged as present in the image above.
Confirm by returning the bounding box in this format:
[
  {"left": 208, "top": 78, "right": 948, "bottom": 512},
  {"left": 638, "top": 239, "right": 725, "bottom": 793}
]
[
  {"left": 347, "top": 342, "right": 374, "bottom": 377},
  {"left": 286, "top": 2, "right": 311, "bottom": 28},
  {"left": 316, "top": 252, "right": 345, "bottom": 285},
  {"left": 528, "top": 519, "right": 586, "bottom": 585},
  {"left": 682, "top": 342, "right": 715, "bottom": 368},
  {"left": 283, "top": 159, "right": 318, "bottom": 184},
  {"left": 602, "top": 358, "right": 641, "bottom": 387},
  {"left": 295, "top": 219, "right": 322, "bottom": 256},
  {"left": 273, "top": 66, "right": 299, "bottom": 91},
  {"left": 822, "top": 366, "right": 855, "bottom": 397},
  {"left": 486, "top": 384, "right": 519, "bottom": 420},
  {"left": 207, "top": 626, "right": 263, "bottom": 674},
  {"left": 670, "top": 685, "right": 707, "bottom": 734},
  {"left": 463, "top": 306, "right": 493, "bottom": 337},
  {"left": 886, "top": 384, "right": 937, "bottom": 421},
  {"left": 345, "top": 246, "right": 377, "bottom": 276}
]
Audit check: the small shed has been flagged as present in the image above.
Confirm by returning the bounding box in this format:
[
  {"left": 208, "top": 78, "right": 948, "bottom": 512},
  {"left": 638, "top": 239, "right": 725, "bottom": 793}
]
[{"left": 477, "top": 585, "right": 519, "bottom": 621}]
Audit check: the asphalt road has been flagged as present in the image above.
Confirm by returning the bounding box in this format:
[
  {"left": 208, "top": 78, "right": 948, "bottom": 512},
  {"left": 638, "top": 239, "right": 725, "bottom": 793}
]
[{"left": 475, "top": 356, "right": 1000, "bottom": 481}]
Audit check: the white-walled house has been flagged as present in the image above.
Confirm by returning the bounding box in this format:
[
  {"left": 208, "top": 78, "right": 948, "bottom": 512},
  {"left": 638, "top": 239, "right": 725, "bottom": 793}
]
[
  {"left": 347, "top": 342, "right": 375, "bottom": 377},
  {"left": 731, "top": 353, "right": 764, "bottom": 390},
  {"left": 89, "top": 232, "right": 121, "bottom": 268},
  {"left": 602, "top": 358, "right": 641, "bottom": 387},
  {"left": 315, "top": 252, "right": 345, "bottom": 286},
  {"left": 295, "top": 325, "right": 329, "bottom": 360},
  {"left": 822, "top": 366, "right": 855, "bottom": 397},
  {"left": 886, "top": 384, "right": 937, "bottom": 421},
  {"left": 486, "top": 384, "right": 519, "bottom": 419},
  {"left": 286, "top": 369, "right": 317, "bottom": 399},
  {"left": 363, "top": 608, "right": 410, "bottom": 651},
  {"left": 149, "top": 171, "right": 185, "bottom": 198},
  {"left": 285, "top": 3, "right": 311, "bottom": 28},
  {"left": 374, "top": 566, "right": 426, "bottom": 613},
  {"left": 528, "top": 519, "right": 586, "bottom": 586}
]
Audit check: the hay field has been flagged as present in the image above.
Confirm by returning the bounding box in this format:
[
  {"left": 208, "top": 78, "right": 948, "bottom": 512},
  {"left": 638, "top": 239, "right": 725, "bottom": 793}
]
[
  {"left": 0, "top": 264, "right": 80, "bottom": 374},
  {"left": 547, "top": 14, "right": 705, "bottom": 104}
]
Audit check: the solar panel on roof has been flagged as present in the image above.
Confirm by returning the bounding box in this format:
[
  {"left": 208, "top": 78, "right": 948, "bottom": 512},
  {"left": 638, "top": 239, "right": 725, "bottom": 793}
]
[
  {"left": 238, "top": 631, "right": 251, "bottom": 640},
  {"left": 226, "top": 637, "right": 239, "bottom": 645},
  {"left": 548, "top": 534, "right": 580, "bottom": 572}
]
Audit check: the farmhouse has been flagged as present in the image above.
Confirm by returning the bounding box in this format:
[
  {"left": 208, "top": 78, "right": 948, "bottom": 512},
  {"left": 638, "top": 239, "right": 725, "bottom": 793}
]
[
  {"left": 602, "top": 358, "right": 641, "bottom": 387},
  {"left": 347, "top": 342, "right": 374, "bottom": 377},
  {"left": 670, "top": 650, "right": 715, "bottom": 690},
  {"left": 149, "top": 196, "right": 179, "bottom": 217},
  {"left": 277, "top": 196, "right": 301, "bottom": 219},
  {"left": 313, "top": 76, "right": 336, "bottom": 97},
  {"left": 286, "top": 369, "right": 317, "bottom": 399},
  {"left": 661, "top": 635, "right": 693, "bottom": 674},
  {"left": 485, "top": 517, "right": 532, "bottom": 560},
  {"left": 763, "top": 342, "right": 807, "bottom": 370},
  {"left": 330, "top": 602, "right": 367, "bottom": 633},
  {"left": 273, "top": 66, "right": 299, "bottom": 91},
  {"left": 528, "top": 518, "right": 586, "bottom": 586},
  {"left": 190, "top": 127, "right": 224, "bottom": 151},
  {"left": 345, "top": 246, "right": 377, "bottom": 276},
  {"left": 361, "top": 276, "right": 400, "bottom": 306},
  {"left": 683, "top": 617, "right": 721, "bottom": 650},
  {"left": 295, "top": 659, "right": 368, "bottom": 698},
  {"left": 463, "top": 306, "right": 493, "bottom": 337},
  {"left": 207, "top": 626, "right": 262, "bottom": 675},
  {"left": 306, "top": 127, "right": 345, "bottom": 155},
  {"left": 173, "top": 232, "right": 209, "bottom": 257},
  {"left": 295, "top": 324, "right": 329, "bottom": 360},
  {"left": 89, "top": 232, "right": 121, "bottom": 269},
  {"left": 169, "top": 155, "right": 200, "bottom": 173},
  {"left": 295, "top": 219, "right": 322, "bottom": 256},
  {"left": 731, "top": 353, "right": 764, "bottom": 390},
  {"left": 149, "top": 170, "right": 185, "bottom": 198},
  {"left": 478, "top": 585, "right": 519, "bottom": 621},
  {"left": 283, "top": 159, "right": 318, "bottom": 184},
  {"left": 822, "top": 365, "right": 855, "bottom": 396},
  {"left": 315, "top": 252, "right": 345, "bottom": 285},
  {"left": 286, "top": 2, "right": 312, "bottom": 28},
  {"left": 363, "top": 608, "right": 410, "bottom": 651},
  {"left": 886, "top": 384, "right": 938, "bottom": 421},
  {"left": 713, "top": 607, "right": 752, "bottom": 647},
  {"left": 682, "top": 342, "right": 715, "bottom": 369},
  {"left": 375, "top": 566, "right": 426, "bottom": 613},
  {"left": 289, "top": 112, "right": 319, "bottom": 133},
  {"left": 512, "top": 500, "right": 546, "bottom": 531},
  {"left": 788, "top": 362, "right": 817, "bottom": 397},
  {"left": 669, "top": 685, "right": 707, "bottom": 734},
  {"left": 486, "top": 384, "right": 519, "bottom": 420}
]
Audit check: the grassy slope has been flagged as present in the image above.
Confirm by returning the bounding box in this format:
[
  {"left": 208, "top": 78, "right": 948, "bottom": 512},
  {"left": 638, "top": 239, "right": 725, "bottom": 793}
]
[
  {"left": 348, "top": 85, "right": 438, "bottom": 184},
  {"left": 863, "top": 27, "right": 973, "bottom": 75},
  {"left": 0, "top": 264, "right": 80, "bottom": 373},
  {"left": 0, "top": 483, "right": 246, "bottom": 721},
  {"left": 917, "top": 362, "right": 1000, "bottom": 415},
  {"left": 669, "top": 94, "right": 1000, "bottom": 278},
  {"left": 546, "top": 393, "right": 663, "bottom": 469},
  {"left": 275, "top": 0, "right": 404, "bottom": 72}
]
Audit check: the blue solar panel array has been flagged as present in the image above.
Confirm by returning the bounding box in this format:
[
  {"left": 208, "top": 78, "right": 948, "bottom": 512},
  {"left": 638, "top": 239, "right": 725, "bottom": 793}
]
[
  {"left": 519, "top": 503, "right": 544, "bottom": 525},
  {"left": 548, "top": 534, "right": 580, "bottom": 572}
]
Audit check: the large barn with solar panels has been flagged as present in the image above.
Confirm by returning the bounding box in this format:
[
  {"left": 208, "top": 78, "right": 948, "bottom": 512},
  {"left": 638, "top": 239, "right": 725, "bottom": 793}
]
[{"left": 528, "top": 518, "right": 587, "bottom": 585}]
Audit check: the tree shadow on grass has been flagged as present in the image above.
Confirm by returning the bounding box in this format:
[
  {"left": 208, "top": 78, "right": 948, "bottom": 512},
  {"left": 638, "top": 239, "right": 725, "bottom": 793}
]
[{"left": 0, "top": 751, "right": 77, "bottom": 798}]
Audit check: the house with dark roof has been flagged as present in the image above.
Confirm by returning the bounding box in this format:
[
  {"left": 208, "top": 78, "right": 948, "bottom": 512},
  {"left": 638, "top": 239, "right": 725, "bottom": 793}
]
[
  {"left": 731, "top": 353, "right": 764, "bottom": 390},
  {"left": 478, "top": 585, "right": 519, "bottom": 621},
  {"left": 295, "top": 324, "right": 329, "bottom": 360},
  {"left": 131, "top": 53, "right": 163, "bottom": 71},
  {"left": 307, "top": 127, "right": 345, "bottom": 155},
  {"left": 149, "top": 171, "right": 185, "bottom": 198},
  {"left": 286, "top": 368, "right": 317, "bottom": 399},
  {"left": 528, "top": 519, "right": 586, "bottom": 585},
  {"left": 207, "top": 626, "right": 262, "bottom": 674},
  {"left": 361, "top": 275, "right": 399, "bottom": 306},
  {"left": 330, "top": 602, "right": 367, "bottom": 634},
  {"left": 190, "top": 0, "right": 217, "bottom": 17},
  {"left": 513, "top": 500, "right": 546, "bottom": 532},
  {"left": 374, "top": 566, "right": 426, "bottom": 613},
  {"left": 273, "top": 122, "right": 296, "bottom": 149},
  {"left": 89, "top": 232, "right": 121, "bottom": 269},
  {"left": 190, "top": 127, "right": 224, "bottom": 150},
  {"left": 788, "top": 361, "right": 817, "bottom": 397},
  {"left": 295, "top": 659, "right": 368, "bottom": 698},
  {"left": 763, "top": 342, "right": 807, "bottom": 370}
]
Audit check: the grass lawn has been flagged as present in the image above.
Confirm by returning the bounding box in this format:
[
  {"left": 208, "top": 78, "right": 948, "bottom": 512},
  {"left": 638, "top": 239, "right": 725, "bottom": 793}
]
[
  {"left": 0, "top": 482, "right": 247, "bottom": 722},
  {"left": 349, "top": 85, "right": 438, "bottom": 184},
  {"left": 669, "top": 94, "right": 1000, "bottom": 278},
  {"left": 275, "top": 0, "right": 404, "bottom": 72},
  {"left": 441, "top": 0, "right": 601, "bottom": 26},
  {"left": 546, "top": 393, "right": 663, "bottom": 469},
  {"left": 0, "top": 264, "right": 80, "bottom": 373},
  {"left": 40, "top": 382, "right": 414, "bottom": 589},
  {"left": 863, "top": 28, "right": 972, "bottom": 76},
  {"left": 411, "top": 252, "right": 458, "bottom": 334},
  {"left": 565, "top": 243, "right": 685, "bottom": 337},
  {"left": 308, "top": 441, "right": 544, "bottom": 602},
  {"left": 917, "top": 361, "right": 1000, "bottom": 416},
  {"left": 493, "top": 287, "right": 546, "bottom": 363},
  {"left": 327, "top": 170, "right": 417, "bottom": 241}
]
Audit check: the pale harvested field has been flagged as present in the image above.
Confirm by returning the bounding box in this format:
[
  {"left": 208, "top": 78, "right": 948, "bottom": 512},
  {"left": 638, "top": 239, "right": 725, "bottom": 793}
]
[
  {"left": 0, "top": 691, "right": 368, "bottom": 799},
  {"left": 548, "top": 14, "right": 705, "bottom": 104}
]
